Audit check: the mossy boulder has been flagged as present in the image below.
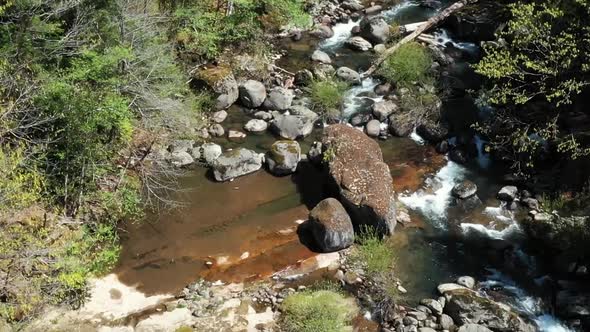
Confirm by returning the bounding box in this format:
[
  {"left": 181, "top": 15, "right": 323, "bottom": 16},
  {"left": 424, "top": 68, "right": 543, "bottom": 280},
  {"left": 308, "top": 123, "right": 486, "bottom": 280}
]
[
  {"left": 193, "top": 66, "right": 239, "bottom": 110},
  {"left": 266, "top": 140, "right": 301, "bottom": 175}
]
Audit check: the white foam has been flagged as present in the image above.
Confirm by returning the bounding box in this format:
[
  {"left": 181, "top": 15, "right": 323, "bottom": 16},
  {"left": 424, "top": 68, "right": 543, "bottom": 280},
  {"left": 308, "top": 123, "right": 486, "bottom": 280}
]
[
  {"left": 433, "top": 29, "right": 479, "bottom": 54},
  {"left": 459, "top": 222, "right": 520, "bottom": 240},
  {"left": 382, "top": 2, "right": 420, "bottom": 21},
  {"left": 399, "top": 160, "right": 467, "bottom": 227},
  {"left": 342, "top": 77, "right": 382, "bottom": 118},
  {"left": 483, "top": 205, "right": 513, "bottom": 223},
  {"left": 320, "top": 20, "right": 360, "bottom": 49},
  {"left": 410, "top": 127, "right": 425, "bottom": 145}
]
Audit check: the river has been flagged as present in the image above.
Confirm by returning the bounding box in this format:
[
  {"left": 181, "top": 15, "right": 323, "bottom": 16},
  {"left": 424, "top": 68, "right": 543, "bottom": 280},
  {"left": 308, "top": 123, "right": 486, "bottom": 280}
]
[{"left": 116, "top": 1, "right": 572, "bottom": 330}]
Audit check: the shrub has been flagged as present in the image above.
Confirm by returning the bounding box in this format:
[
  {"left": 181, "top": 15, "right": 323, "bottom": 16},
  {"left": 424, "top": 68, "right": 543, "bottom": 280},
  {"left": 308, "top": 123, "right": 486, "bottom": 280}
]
[
  {"left": 0, "top": 145, "right": 44, "bottom": 211},
  {"left": 352, "top": 226, "right": 395, "bottom": 275},
  {"left": 280, "top": 290, "right": 358, "bottom": 332},
  {"left": 309, "top": 78, "right": 348, "bottom": 119},
  {"left": 379, "top": 42, "right": 432, "bottom": 86}
]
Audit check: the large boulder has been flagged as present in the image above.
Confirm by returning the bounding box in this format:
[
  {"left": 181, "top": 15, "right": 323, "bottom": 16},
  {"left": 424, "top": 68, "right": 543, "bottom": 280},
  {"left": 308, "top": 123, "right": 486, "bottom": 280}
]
[
  {"left": 345, "top": 36, "right": 373, "bottom": 51},
  {"left": 497, "top": 186, "right": 518, "bottom": 201},
  {"left": 211, "top": 148, "right": 263, "bottom": 182},
  {"left": 388, "top": 114, "right": 413, "bottom": 137},
  {"left": 359, "top": 16, "right": 390, "bottom": 44},
  {"left": 271, "top": 107, "right": 318, "bottom": 140},
  {"left": 444, "top": 288, "right": 536, "bottom": 332},
  {"left": 193, "top": 66, "right": 239, "bottom": 110},
  {"left": 322, "top": 124, "right": 397, "bottom": 235},
  {"left": 239, "top": 80, "right": 267, "bottom": 108},
  {"left": 201, "top": 143, "right": 222, "bottom": 165},
  {"left": 309, "top": 198, "right": 355, "bottom": 252},
  {"left": 416, "top": 121, "right": 449, "bottom": 143},
  {"left": 263, "top": 87, "right": 295, "bottom": 111},
  {"left": 452, "top": 180, "right": 478, "bottom": 199},
  {"left": 266, "top": 140, "right": 301, "bottom": 175},
  {"left": 372, "top": 100, "right": 398, "bottom": 121},
  {"left": 365, "top": 119, "right": 381, "bottom": 137}
]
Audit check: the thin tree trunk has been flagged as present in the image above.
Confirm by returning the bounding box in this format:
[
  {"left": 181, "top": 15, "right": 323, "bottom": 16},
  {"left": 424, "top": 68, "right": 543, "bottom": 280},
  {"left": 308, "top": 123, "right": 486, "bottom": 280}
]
[{"left": 362, "top": 0, "right": 476, "bottom": 78}]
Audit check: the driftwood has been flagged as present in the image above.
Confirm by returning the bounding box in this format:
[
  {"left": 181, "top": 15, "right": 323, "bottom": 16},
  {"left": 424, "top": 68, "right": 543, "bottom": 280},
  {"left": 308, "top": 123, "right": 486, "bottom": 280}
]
[{"left": 362, "top": 0, "right": 476, "bottom": 78}]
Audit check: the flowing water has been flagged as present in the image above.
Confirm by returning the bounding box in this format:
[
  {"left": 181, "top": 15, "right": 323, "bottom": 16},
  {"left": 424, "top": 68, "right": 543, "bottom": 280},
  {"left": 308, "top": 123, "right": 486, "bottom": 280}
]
[{"left": 116, "top": 1, "right": 572, "bottom": 330}]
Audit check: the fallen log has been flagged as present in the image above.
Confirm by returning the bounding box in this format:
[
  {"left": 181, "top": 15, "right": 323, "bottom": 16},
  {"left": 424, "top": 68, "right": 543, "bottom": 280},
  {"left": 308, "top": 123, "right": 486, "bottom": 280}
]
[{"left": 362, "top": 0, "right": 476, "bottom": 78}]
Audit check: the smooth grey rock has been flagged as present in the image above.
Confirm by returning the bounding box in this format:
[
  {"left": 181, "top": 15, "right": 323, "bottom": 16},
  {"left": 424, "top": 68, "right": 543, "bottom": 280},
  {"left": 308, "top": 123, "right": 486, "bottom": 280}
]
[
  {"left": 227, "top": 130, "right": 246, "bottom": 141},
  {"left": 310, "top": 198, "right": 355, "bottom": 252},
  {"left": 266, "top": 140, "right": 301, "bottom": 175},
  {"left": 311, "top": 50, "right": 332, "bottom": 64},
  {"left": 439, "top": 314, "right": 454, "bottom": 330},
  {"left": 311, "top": 24, "right": 334, "bottom": 39},
  {"left": 345, "top": 36, "right": 373, "bottom": 51},
  {"left": 359, "top": 16, "right": 390, "bottom": 44},
  {"left": 263, "top": 87, "right": 294, "bottom": 111},
  {"left": 212, "top": 110, "right": 228, "bottom": 123},
  {"left": 452, "top": 181, "right": 478, "bottom": 199},
  {"left": 254, "top": 111, "right": 273, "bottom": 121},
  {"left": 168, "top": 151, "right": 193, "bottom": 167},
  {"left": 211, "top": 148, "right": 263, "bottom": 181},
  {"left": 497, "top": 186, "right": 518, "bottom": 201},
  {"left": 437, "top": 283, "right": 468, "bottom": 294},
  {"left": 336, "top": 67, "right": 361, "bottom": 85},
  {"left": 201, "top": 143, "right": 222, "bottom": 164},
  {"left": 365, "top": 119, "right": 381, "bottom": 137},
  {"left": 457, "top": 276, "right": 476, "bottom": 289},
  {"left": 420, "top": 299, "right": 443, "bottom": 315},
  {"left": 239, "top": 80, "right": 267, "bottom": 108},
  {"left": 364, "top": 5, "right": 383, "bottom": 15},
  {"left": 244, "top": 119, "right": 268, "bottom": 133},
  {"left": 372, "top": 100, "right": 398, "bottom": 121},
  {"left": 374, "top": 43, "right": 387, "bottom": 53},
  {"left": 208, "top": 124, "right": 225, "bottom": 137},
  {"left": 271, "top": 111, "right": 318, "bottom": 140}
]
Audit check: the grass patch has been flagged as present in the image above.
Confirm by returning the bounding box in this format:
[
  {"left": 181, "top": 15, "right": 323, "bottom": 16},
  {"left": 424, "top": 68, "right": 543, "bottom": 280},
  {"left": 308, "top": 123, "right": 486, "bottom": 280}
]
[
  {"left": 280, "top": 290, "right": 358, "bottom": 332},
  {"left": 539, "top": 193, "right": 567, "bottom": 213},
  {"left": 308, "top": 78, "right": 349, "bottom": 120},
  {"left": 351, "top": 226, "right": 395, "bottom": 275},
  {"left": 379, "top": 42, "right": 433, "bottom": 87}
]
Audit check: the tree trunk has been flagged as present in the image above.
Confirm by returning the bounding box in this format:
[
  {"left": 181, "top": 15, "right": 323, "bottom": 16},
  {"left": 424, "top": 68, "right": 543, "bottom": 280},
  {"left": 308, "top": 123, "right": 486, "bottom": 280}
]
[{"left": 362, "top": 0, "right": 476, "bottom": 78}]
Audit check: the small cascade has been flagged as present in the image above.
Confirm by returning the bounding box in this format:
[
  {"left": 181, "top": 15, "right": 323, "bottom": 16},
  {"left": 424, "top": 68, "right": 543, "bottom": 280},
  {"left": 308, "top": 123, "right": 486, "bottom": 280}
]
[
  {"left": 432, "top": 29, "right": 479, "bottom": 54},
  {"left": 474, "top": 135, "right": 491, "bottom": 169},
  {"left": 479, "top": 269, "right": 573, "bottom": 332},
  {"left": 382, "top": 2, "right": 421, "bottom": 22},
  {"left": 398, "top": 160, "right": 467, "bottom": 228},
  {"left": 342, "top": 77, "right": 382, "bottom": 119},
  {"left": 410, "top": 127, "right": 425, "bottom": 145},
  {"left": 320, "top": 19, "right": 360, "bottom": 49}
]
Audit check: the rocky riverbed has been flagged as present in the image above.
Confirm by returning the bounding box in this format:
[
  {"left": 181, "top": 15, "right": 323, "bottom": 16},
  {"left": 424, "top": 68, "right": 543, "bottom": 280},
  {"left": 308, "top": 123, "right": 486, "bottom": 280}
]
[{"left": 18, "top": 0, "right": 590, "bottom": 331}]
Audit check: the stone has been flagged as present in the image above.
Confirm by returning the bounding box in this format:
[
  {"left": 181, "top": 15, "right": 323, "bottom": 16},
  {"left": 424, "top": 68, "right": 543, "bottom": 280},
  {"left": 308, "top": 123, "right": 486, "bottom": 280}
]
[
  {"left": 271, "top": 110, "right": 318, "bottom": 140},
  {"left": 457, "top": 324, "right": 492, "bottom": 332},
  {"left": 497, "top": 186, "right": 518, "bottom": 201},
  {"left": 342, "top": 1, "right": 364, "bottom": 11},
  {"left": 239, "top": 80, "right": 267, "bottom": 108},
  {"left": 374, "top": 82, "right": 392, "bottom": 95},
  {"left": 311, "top": 50, "right": 332, "bottom": 64},
  {"left": 418, "top": 328, "right": 436, "bottom": 332},
  {"left": 308, "top": 141, "right": 323, "bottom": 164},
  {"left": 436, "top": 140, "right": 450, "bottom": 154},
  {"left": 416, "top": 121, "right": 449, "bottom": 143},
  {"left": 439, "top": 314, "right": 454, "bottom": 330},
  {"left": 228, "top": 130, "right": 246, "bottom": 141},
  {"left": 254, "top": 111, "right": 273, "bottom": 121},
  {"left": 336, "top": 67, "right": 361, "bottom": 85},
  {"left": 444, "top": 289, "right": 536, "bottom": 332},
  {"left": 295, "top": 69, "right": 314, "bottom": 86},
  {"left": 420, "top": 299, "right": 443, "bottom": 315},
  {"left": 437, "top": 283, "right": 468, "bottom": 294},
  {"left": 310, "top": 198, "right": 355, "bottom": 252},
  {"left": 359, "top": 16, "right": 390, "bottom": 44},
  {"left": 208, "top": 124, "right": 225, "bottom": 137},
  {"left": 312, "top": 63, "right": 336, "bottom": 80},
  {"left": 311, "top": 24, "right": 334, "bottom": 39},
  {"left": 201, "top": 143, "right": 222, "bottom": 165},
  {"left": 244, "top": 119, "right": 268, "bottom": 133},
  {"left": 452, "top": 181, "right": 478, "bottom": 199},
  {"left": 449, "top": 148, "right": 469, "bottom": 164},
  {"left": 388, "top": 114, "right": 414, "bottom": 137},
  {"left": 457, "top": 276, "right": 476, "bottom": 289},
  {"left": 521, "top": 197, "right": 540, "bottom": 210},
  {"left": 168, "top": 151, "right": 193, "bottom": 167},
  {"left": 404, "top": 316, "right": 419, "bottom": 325},
  {"left": 372, "top": 100, "right": 398, "bottom": 121},
  {"left": 193, "top": 66, "right": 239, "bottom": 110},
  {"left": 266, "top": 140, "right": 301, "bottom": 175},
  {"left": 322, "top": 124, "right": 397, "bottom": 235},
  {"left": 211, "top": 148, "right": 263, "bottom": 182},
  {"left": 345, "top": 36, "right": 373, "bottom": 51},
  {"left": 263, "top": 87, "right": 294, "bottom": 111},
  {"left": 212, "top": 110, "right": 228, "bottom": 123},
  {"left": 365, "top": 119, "right": 381, "bottom": 137},
  {"left": 168, "top": 140, "right": 195, "bottom": 153},
  {"left": 407, "top": 311, "right": 428, "bottom": 321}
]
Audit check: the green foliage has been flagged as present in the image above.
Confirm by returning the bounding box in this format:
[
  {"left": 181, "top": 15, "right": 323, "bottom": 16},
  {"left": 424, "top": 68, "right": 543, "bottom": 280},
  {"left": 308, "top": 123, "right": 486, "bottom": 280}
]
[
  {"left": 0, "top": 146, "right": 44, "bottom": 211},
  {"left": 309, "top": 78, "right": 348, "bottom": 119},
  {"left": 352, "top": 226, "right": 395, "bottom": 275},
  {"left": 475, "top": 1, "right": 590, "bottom": 107},
  {"left": 379, "top": 42, "right": 433, "bottom": 87},
  {"left": 539, "top": 193, "right": 567, "bottom": 214},
  {"left": 280, "top": 290, "right": 358, "bottom": 332}
]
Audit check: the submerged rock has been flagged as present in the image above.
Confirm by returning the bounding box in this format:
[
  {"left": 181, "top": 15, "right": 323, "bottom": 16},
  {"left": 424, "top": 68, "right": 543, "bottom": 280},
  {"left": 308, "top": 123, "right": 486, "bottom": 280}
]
[
  {"left": 239, "top": 80, "right": 267, "bottom": 108},
  {"left": 309, "top": 198, "right": 355, "bottom": 252},
  {"left": 211, "top": 148, "right": 263, "bottom": 181},
  {"left": 322, "top": 124, "right": 397, "bottom": 235},
  {"left": 266, "top": 140, "right": 301, "bottom": 175}
]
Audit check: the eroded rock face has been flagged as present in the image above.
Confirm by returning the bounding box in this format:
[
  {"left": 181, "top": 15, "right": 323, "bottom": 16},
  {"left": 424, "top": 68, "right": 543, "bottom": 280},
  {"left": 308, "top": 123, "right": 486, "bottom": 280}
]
[
  {"left": 266, "top": 140, "right": 301, "bottom": 175},
  {"left": 310, "top": 198, "right": 355, "bottom": 252},
  {"left": 322, "top": 124, "right": 397, "bottom": 235},
  {"left": 211, "top": 148, "right": 263, "bottom": 182},
  {"left": 444, "top": 289, "right": 536, "bottom": 332},
  {"left": 193, "top": 66, "right": 239, "bottom": 110}
]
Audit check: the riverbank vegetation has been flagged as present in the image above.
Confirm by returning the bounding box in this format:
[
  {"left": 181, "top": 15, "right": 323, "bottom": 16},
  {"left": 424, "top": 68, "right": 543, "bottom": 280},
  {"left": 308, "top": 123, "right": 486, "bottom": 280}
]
[{"left": 0, "top": 0, "right": 311, "bottom": 324}]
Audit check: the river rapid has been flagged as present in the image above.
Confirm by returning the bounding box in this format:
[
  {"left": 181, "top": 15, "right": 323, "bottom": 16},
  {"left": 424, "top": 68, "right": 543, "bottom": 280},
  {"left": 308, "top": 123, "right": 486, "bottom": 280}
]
[{"left": 116, "top": 1, "right": 573, "bottom": 331}]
